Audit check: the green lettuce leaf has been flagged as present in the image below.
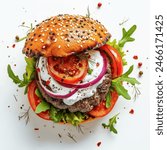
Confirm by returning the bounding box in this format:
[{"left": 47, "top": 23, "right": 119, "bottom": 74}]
[{"left": 49, "top": 106, "right": 88, "bottom": 126}]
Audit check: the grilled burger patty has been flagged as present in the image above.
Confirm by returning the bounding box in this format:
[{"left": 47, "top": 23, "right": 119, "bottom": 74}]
[{"left": 36, "top": 58, "right": 112, "bottom": 113}]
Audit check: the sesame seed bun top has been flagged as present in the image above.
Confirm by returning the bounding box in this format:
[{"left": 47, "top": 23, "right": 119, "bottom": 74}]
[{"left": 23, "top": 14, "right": 111, "bottom": 57}]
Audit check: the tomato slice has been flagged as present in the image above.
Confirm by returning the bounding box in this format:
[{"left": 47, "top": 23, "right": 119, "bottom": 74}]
[
  {"left": 27, "top": 81, "right": 50, "bottom": 120},
  {"left": 88, "top": 91, "right": 118, "bottom": 117},
  {"left": 47, "top": 54, "right": 88, "bottom": 84},
  {"left": 100, "top": 44, "right": 123, "bottom": 78}
]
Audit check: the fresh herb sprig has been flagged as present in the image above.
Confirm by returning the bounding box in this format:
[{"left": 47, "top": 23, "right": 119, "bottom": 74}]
[
  {"left": 107, "top": 25, "right": 137, "bottom": 65},
  {"left": 111, "top": 65, "right": 140, "bottom": 100},
  {"left": 7, "top": 57, "right": 36, "bottom": 94},
  {"left": 102, "top": 113, "right": 119, "bottom": 134},
  {"left": 15, "top": 23, "right": 33, "bottom": 42}
]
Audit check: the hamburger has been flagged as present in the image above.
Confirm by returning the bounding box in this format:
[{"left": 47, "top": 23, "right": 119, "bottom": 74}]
[{"left": 8, "top": 14, "right": 138, "bottom": 126}]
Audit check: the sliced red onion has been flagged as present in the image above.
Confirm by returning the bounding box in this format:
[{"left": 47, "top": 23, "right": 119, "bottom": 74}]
[
  {"left": 59, "top": 51, "right": 108, "bottom": 89},
  {"left": 37, "top": 75, "right": 78, "bottom": 99}
]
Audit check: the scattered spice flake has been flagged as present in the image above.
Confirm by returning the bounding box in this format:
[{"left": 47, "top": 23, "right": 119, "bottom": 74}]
[
  {"left": 96, "top": 62, "right": 100, "bottom": 67},
  {"left": 14, "top": 64, "right": 16, "bottom": 67},
  {"left": 126, "top": 50, "right": 129, "bottom": 52},
  {"left": 129, "top": 109, "right": 134, "bottom": 114},
  {"left": 43, "top": 124, "right": 47, "bottom": 127},
  {"left": 15, "top": 35, "right": 20, "bottom": 41},
  {"left": 138, "top": 71, "right": 143, "bottom": 77},
  {"left": 58, "top": 133, "right": 62, "bottom": 138},
  {"left": 97, "top": 2, "right": 102, "bottom": 8},
  {"left": 8, "top": 106, "right": 10, "bottom": 108},
  {"left": 13, "top": 94, "right": 18, "bottom": 102},
  {"left": 97, "top": 141, "right": 102, "bottom": 147},
  {"left": 67, "top": 132, "right": 77, "bottom": 143},
  {"left": 133, "top": 55, "right": 138, "bottom": 60},
  {"left": 34, "top": 128, "right": 39, "bottom": 131},
  {"left": 119, "top": 18, "right": 129, "bottom": 26},
  {"left": 46, "top": 80, "right": 50, "bottom": 85},
  {"left": 138, "top": 62, "right": 142, "bottom": 68},
  {"left": 12, "top": 44, "right": 16, "bottom": 48},
  {"left": 36, "top": 68, "right": 40, "bottom": 72},
  {"left": 7, "top": 46, "right": 9, "bottom": 48}
]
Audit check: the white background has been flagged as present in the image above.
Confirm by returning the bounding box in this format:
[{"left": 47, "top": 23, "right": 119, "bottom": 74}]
[{"left": 0, "top": 0, "right": 149, "bottom": 150}]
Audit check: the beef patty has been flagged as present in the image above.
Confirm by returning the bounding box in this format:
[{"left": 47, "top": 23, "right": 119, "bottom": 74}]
[{"left": 36, "top": 59, "right": 112, "bottom": 113}]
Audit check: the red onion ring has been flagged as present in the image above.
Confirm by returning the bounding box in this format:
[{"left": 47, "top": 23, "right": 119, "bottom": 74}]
[
  {"left": 37, "top": 75, "right": 78, "bottom": 99},
  {"left": 59, "top": 51, "right": 108, "bottom": 89}
]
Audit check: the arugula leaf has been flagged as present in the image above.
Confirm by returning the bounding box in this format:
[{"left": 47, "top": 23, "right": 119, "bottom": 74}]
[
  {"left": 107, "top": 25, "right": 137, "bottom": 66},
  {"left": 118, "top": 25, "right": 137, "bottom": 47},
  {"left": 102, "top": 113, "right": 119, "bottom": 134},
  {"left": 49, "top": 106, "right": 88, "bottom": 126},
  {"left": 112, "top": 65, "right": 140, "bottom": 100},
  {"left": 112, "top": 82, "right": 131, "bottom": 100},
  {"left": 105, "top": 92, "right": 111, "bottom": 108},
  {"left": 35, "top": 100, "right": 50, "bottom": 114},
  {"left": 7, "top": 65, "right": 22, "bottom": 84},
  {"left": 7, "top": 57, "right": 36, "bottom": 93}
]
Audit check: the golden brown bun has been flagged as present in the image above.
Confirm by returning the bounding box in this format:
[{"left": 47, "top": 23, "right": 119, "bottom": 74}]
[{"left": 23, "top": 14, "right": 111, "bottom": 57}]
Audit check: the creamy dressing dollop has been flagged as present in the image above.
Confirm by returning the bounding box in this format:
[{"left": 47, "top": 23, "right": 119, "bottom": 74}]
[{"left": 37, "top": 50, "right": 105, "bottom": 105}]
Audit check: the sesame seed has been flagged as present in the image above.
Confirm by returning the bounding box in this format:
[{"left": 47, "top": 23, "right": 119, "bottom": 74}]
[
  {"left": 54, "top": 38, "right": 57, "bottom": 42},
  {"left": 58, "top": 45, "right": 61, "bottom": 48}
]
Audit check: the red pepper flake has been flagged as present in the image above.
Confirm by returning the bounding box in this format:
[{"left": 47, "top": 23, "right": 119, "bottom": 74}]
[
  {"left": 133, "top": 55, "right": 138, "bottom": 60},
  {"left": 138, "top": 71, "right": 143, "bottom": 77},
  {"left": 36, "top": 68, "right": 40, "bottom": 72},
  {"left": 97, "top": 2, "right": 102, "bottom": 8},
  {"left": 96, "top": 62, "right": 100, "bottom": 67},
  {"left": 46, "top": 80, "right": 50, "bottom": 85},
  {"left": 97, "top": 141, "right": 102, "bottom": 147},
  {"left": 138, "top": 62, "right": 142, "bottom": 68},
  {"left": 12, "top": 44, "right": 16, "bottom": 48},
  {"left": 129, "top": 109, "right": 134, "bottom": 114},
  {"left": 34, "top": 128, "right": 39, "bottom": 131}
]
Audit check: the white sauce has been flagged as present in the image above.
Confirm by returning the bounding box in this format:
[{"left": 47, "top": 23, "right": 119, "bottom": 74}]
[{"left": 37, "top": 50, "right": 105, "bottom": 106}]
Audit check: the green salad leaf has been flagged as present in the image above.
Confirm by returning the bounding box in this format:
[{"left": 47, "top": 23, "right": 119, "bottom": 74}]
[
  {"left": 102, "top": 113, "right": 119, "bottom": 134},
  {"left": 111, "top": 65, "right": 140, "bottom": 100},
  {"left": 49, "top": 106, "right": 88, "bottom": 126},
  {"left": 105, "top": 92, "right": 111, "bottom": 108},
  {"left": 35, "top": 89, "right": 50, "bottom": 114},
  {"left": 35, "top": 101, "right": 50, "bottom": 114},
  {"left": 7, "top": 57, "right": 36, "bottom": 93},
  {"left": 107, "top": 25, "right": 137, "bottom": 65}
]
